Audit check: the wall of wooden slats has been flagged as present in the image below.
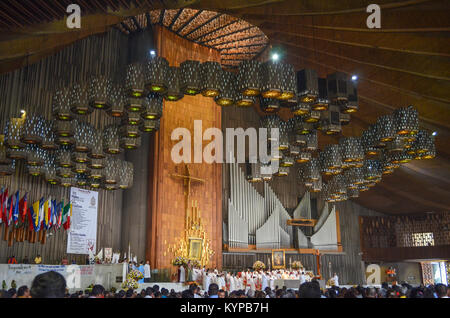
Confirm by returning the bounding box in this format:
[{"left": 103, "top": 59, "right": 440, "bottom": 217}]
[{"left": 0, "top": 29, "right": 129, "bottom": 264}]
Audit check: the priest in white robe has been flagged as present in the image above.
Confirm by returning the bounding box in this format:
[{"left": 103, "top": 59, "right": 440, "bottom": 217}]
[{"left": 179, "top": 265, "right": 186, "bottom": 283}]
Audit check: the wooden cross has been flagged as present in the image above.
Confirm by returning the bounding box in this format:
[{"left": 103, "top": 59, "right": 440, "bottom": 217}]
[{"left": 171, "top": 164, "right": 205, "bottom": 225}]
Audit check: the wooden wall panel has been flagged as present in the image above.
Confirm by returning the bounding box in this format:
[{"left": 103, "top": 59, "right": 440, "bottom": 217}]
[
  {"left": 147, "top": 26, "right": 222, "bottom": 270},
  {"left": 0, "top": 29, "right": 129, "bottom": 264}
]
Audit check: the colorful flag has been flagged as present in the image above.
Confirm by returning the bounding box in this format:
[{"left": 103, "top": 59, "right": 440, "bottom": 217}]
[
  {"left": 19, "top": 193, "right": 27, "bottom": 224},
  {"left": 0, "top": 187, "right": 3, "bottom": 224},
  {"left": 43, "top": 198, "right": 49, "bottom": 230},
  {"left": 2, "top": 189, "right": 8, "bottom": 224},
  {"left": 7, "top": 195, "right": 13, "bottom": 226},
  {"left": 28, "top": 206, "right": 35, "bottom": 232},
  {"left": 32, "top": 200, "right": 40, "bottom": 230},
  {"left": 12, "top": 190, "right": 20, "bottom": 226},
  {"left": 38, "top": 198, "right": 44, "bottom": 231},
  {"left": 56, "top": 201, "right": 63, "bottom": 229},
  {"left": 62, "top": 202, "right": 72, "bottom": 230}
]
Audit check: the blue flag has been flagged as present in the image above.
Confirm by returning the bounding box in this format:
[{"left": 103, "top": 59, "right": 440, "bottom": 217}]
[{"left": 12, "top": 190, "right": 19, "bottom": 226}]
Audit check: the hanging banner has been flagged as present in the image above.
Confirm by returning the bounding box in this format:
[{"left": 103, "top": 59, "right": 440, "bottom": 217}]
[{"left": 67, "top": 187, "right": 98, "bottom": 254}]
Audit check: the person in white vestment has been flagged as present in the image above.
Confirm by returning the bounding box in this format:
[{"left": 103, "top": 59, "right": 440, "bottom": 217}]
[
  {"left": 179, "top": 265, "right": 186, "bottom": 283},
  {"left": 269, "top": 274, "right": 275, "bottom": 290},
  {"left": 144, "top": 261, "right": 151, "bottom": 283},
  {"left": 332, "top": 273, "right": 339, "bottom": 287},
  {"left": 218, "top": 274, "right": 226, "bottom": 291},
  {"left": 202, "top": 270, "right": 208, "bottom": 291},
  {"left": 261, "top": 272, "right": 268, "bottom": 291},
  {"left": 122, "top": 259, "right": 129, "bottom": 283},
  {"left": 204, "top": 271, "right": 212, "bottom": 292},
  {"left": 229, "top": 274, "right": 236, "bottom": 292},
  {"left": 299, "top": 272, "right": 306, "bottom": 285}
]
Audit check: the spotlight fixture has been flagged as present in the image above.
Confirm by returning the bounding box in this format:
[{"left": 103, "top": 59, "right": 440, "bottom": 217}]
[{"left": 351, "top": 75, "right": 358, "bottom": 81}]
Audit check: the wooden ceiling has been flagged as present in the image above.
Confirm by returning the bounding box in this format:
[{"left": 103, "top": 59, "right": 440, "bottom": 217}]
[{"left": 0, "top": 0, "right": 449, "bottom": 215}]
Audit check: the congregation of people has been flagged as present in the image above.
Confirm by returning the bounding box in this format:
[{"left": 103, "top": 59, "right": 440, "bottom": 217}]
[{"left": 0, "top": 270, "right": 448, "bottom": 298}]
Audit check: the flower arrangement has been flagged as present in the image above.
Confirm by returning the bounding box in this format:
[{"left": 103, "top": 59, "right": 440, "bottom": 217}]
[
  {"left": 190, "top": 259, "right": 201, "bottom": 268},
  {"left": 121, "top": 278, "right": 138, "bottom": 290},
  {"left": 128, "top": 269, "right": 144, "bottom": 281},
  {"left": 291, "top": 261, "right": 303, "bottom": 270},
  {"left": 327, "top": 278, "right": 336, "bottom": 286},
  {"left": 172, "top": 256, "right": 188, "bottom": 267},
  {"left": 253, "top": 261, "right": 266, "bottom": 271},
  {"left": 121, "top": 270, "right": 143, "bottom": 290}
]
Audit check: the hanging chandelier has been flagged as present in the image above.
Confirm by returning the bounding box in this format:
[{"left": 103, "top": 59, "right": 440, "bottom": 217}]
[
  {"left": 25, "top": 144, "right": 45, "bottom": 166},
  {"left": 320, "top": 144, "right": 342, "bottom": 175},
  {"left": 4, "top": 118, "right": 25, "bottom": 150},
  {"left": 275, "top": 166, "right": 289, "bottom": 177},
  {"left": 393, "top": 106, "right": 419, "bottom": 136},
  {"left": 125, "top": 62, "right": 146, "bottom": 98},
  {"left": 141, "top": 93, "right": 163, "bottom": 120},
  {"left": 41, "top": 119, "right": 58, "bottom": 150},
  {"left": 339, "top": 137, "right": 364, "bottom": 163},
  {"left": 296, "top": 69, "right": 318, "bottom": 103},
  {"left": 363, "top": 159, "right": 382, "bottom": 181},
  {"left": 375, "top": 114, "right": 395, "bottom": 145},
  {"left": 237, "top": 60, "right": 262, "bottom": 97},
  {"left": 235, "top": 93, "right": 255, "bottom": 107},
  {"left": 327, "top": 72, "right": 348, "bottom": 105},
  {"left": 291, "top": 103, "right": 310, "bottom": 116},
  {"left": 56, "top": 146, "right": 73, "bottom": 168},
  {"left": 70, "top": 83, "right": 92, "bottom": 115},
  {"left": 246, "top": 161, "right": 262, "bottom": 183},
  {"left": 104, "top": 156, "right": 120, "bottom": 184},
  {"left": 119, "top": 161, "right": 134, "bottom": 189},
  {"left": 43, "top": 152, "right": 59, "bottom": 185},
  {"left": 341, "top": 78, "right": 358, "bottom": 114},
  {"left": 52, "top": 87, "right": 73, "bottom": 120},
  {"left": 215, "top": 71, "right": 235, "bottom": 107},
  {"left": 279, "top": 63, "right": 297, "bottom": 100},
  {"left": 362, "top": 125, "right": 380, "bottom": 157},
  {"left": 261, "top": 60, "right": 282, "bottom": 98},
  {"left": 108, "top": 84, "right": 126, "bottom": 117},
  {"left": 73, "top": 120, "right": 94, "bottom": 153},
  {"left": 180, "top": 60, "right": 202, "bottom": 96},
  {"left": 145, "top": 56, "right": 169, "bottom": 94},
  {"left": 311, "top": 78, "right": 329, "bottom": 111},
  {"left": 21, "top": 114, "right": 45, "bottom": 145},
  {"left": 103, "top": 125, "right": 122, "bottom": 155},
  {"left": 200, "top": 61, "right": 222, "bottom": 97},
  {"left": 140, "top": 119, "right": 160, "bottom": 133},
  {"left": 88, "top": 75, "right": 113, "bottom": 110},
  {"left": 120, "top": 136, "right": 142, "bottom": 150},
  {"left": 165, "top": 66, "right": 184, "bottom": 101},
  {"left": 75, "top": 174, "right": 89, "bottom": 187}
]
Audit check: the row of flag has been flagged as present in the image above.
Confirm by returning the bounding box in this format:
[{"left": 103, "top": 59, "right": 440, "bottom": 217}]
[{"left": 0, "top": 188, "right": 72, "bottom": 232}]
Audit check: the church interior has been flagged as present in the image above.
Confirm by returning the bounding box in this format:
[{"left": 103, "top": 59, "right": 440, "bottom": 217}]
[{"left": 0, "top": 0, "right": 449, "bottom": 298}]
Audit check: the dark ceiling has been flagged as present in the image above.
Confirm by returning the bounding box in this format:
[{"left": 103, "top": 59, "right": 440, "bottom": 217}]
[{"left": 0, "top": 0, "right": 449, "bottom": 215}]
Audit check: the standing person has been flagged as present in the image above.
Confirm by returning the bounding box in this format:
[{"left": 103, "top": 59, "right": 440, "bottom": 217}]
[
  {"left": 138, "top": 262, "right": 145, "bottom": 284},
  {"left": 144, "top": 261, "right": 151, "bottom": 283},
  {"left": 122, "top": 258, "right": 128, "bottom": 283},
  {"left": 179, "top": 264, "right": 186, "bottom": 283},
  {"left": 187, "top": 260, "right": 193, "bottom": 282},
  {"left": 8, "top": 256, "right": 17, "bottom": 264},
  {"left": 332, "top": 273, "right": 339, "bottom": 287},
  {"left": 22, "top": 256, "right": 29, "bottom": 264},
  {"left": 61, "top": 256, "right": 68, "bottom": 265},
  {"left": 34, "top": 255, "right": 42, "bottom": 264}
]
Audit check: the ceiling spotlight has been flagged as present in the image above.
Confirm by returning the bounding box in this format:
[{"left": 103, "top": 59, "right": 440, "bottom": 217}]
[
  {"left": 432, "top": 131, "right": 437, "bottom": 136},
  {"left": 271, "top": 53, "right": 279, "bottom": 62},
  {"left": 150, "top": 50, "right": 156, "bottom": 57},
  {"left": 351, "top": 75, "right": 358, "bottom": 81}
]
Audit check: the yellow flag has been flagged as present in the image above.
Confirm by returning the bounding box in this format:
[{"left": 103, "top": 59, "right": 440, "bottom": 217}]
[
  {"left": 33, "top": 201, "right": 40, "bottom": 227},
  {"left": 44, "top": 199, "right": 49, "bottom": 226}
]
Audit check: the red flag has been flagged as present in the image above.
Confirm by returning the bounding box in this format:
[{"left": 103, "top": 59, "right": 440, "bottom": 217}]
[
  {"left": 19, "top": 193, "right": 27, "bottom": 223},
  {"left": 1, "top": 188, "right": 8, "bottom": 224}
]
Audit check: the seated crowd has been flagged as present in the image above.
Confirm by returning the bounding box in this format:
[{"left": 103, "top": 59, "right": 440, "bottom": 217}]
[{"left": 0, "top": 271, "right": 448, "bottom": 298}]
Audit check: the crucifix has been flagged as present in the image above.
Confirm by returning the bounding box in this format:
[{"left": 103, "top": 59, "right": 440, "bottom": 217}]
[{"left": 171, "top": 164, "right": 205, "bottom": 226}]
